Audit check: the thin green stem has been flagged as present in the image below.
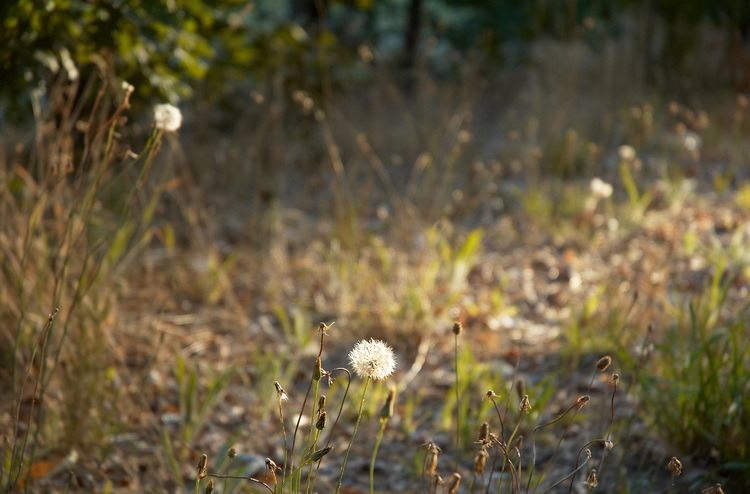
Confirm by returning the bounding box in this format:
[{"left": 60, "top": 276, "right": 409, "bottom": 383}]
[
  {"left": 370, "top": 417, "right": 389, "bottom": 494},
  {"left": 454, "top": 333, "right": 460, "bottom": 471},
  {"left": 335, "top": 378, "right": 370, "bottom": 494},
  {"left": 277, "top": 396, "right": 287, "bottom": 493}
]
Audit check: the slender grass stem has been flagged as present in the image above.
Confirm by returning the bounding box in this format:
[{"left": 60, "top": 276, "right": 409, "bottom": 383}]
[
  {"left": 370, "top": 416, "right": 389, "bottom": 494},
  {"left": 335, "top": 378, "right": 371, "bottom": 494},
  {"left": 454, "top": 331, "right": 461, "bottom": 471}
]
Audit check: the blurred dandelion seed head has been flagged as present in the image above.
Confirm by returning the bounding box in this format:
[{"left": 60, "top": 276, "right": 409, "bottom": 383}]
[{"left": 154, "top": 103, "right": 182, "bottom": 132}]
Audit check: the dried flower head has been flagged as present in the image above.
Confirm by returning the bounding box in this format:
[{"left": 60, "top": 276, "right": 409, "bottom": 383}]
[
  {"left": 611, "top": 373, "right": 619, "bottom": 385},
  {"left": 318, "top": 321, "right": 334, "bottom": 335},
  {"left": 348, "top": 339, "right": 396, "bottom": 381},
  {"left": 153, "top": 103, "right": 182, "bottom": 132},
  {"left": 204, "top": 479, "right": 214, "bottom": 494},
  {"left": 485, "top": 390, "right": 499, "bottom": 400},
  {"left": 316, "top": 410, "right": 327, "bottom": 431},
  {"left": 274, "top": 381, "right": 289, "bottom": 402},
  {"left": 667, "top": 456, "right": 683, "bottom": 476},
  {"left": 700, "top": 484, "right": 724, "bottom": 494},
  {"left": 667, "top": 456, "right": 683, "bottom": 486},
  {"left": 227, "top": 447, "right": 237, "bottom": 459},
  {"left": 452, "top": 321, "right": 463, "bottom": 336},
  {"left": 578, "top": 395, "right": 591, "bottom": 407},
  {"left": 597, "top": 356, "right": 612, "bottom": 371},
  {"left": 477, "top": 422, "right": 490, "bottom": 444},
  {"left": 318, "top": 395, "right": 326, "bottom": 413},
  {"left": 519, "top": 394, "right": 532, "bottom": 413},
  {"left": 447, "top": 472, "right": 462, "bottom": 494},
  {"left": 265, "top": 458, "right": 280, "bottom": 485},
  {"left": 583, "top": 469, "right": 598, "bottom": 488}
]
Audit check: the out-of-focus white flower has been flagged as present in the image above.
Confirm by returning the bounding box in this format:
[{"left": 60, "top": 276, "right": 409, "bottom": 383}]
[
  {"left": 121, "top": 81, "right": 134, "bottom": 95},
  {"left": 683, "top": 131, "right": 701, "bottom": 152},
  {"left": 348, "top": 339, "right": 396, "bottom": 381},
  {"left": 590, "top": 177, "right": 613, "bottom": 200},
  {"left": 154, "top": 103, "right": 182, "bottom": 132},
  {"left": 618, "top": 145, "right": 636, "bottom": 162},
  {"left": 60, "top": 48, "right": 78, "bottom": 81}
]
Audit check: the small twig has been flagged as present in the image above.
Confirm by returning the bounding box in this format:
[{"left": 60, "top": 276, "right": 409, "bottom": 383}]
[{"left": 206, "top": 473, "right": 274, "bottom": 493}]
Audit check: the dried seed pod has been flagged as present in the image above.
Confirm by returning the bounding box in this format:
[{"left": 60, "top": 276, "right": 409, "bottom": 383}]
[
  {"left": 452, "top": 321, "right": 463, "bottom": 336},
  {"left": 597, "top": 356, "right": 612, "bottom": 371},
  {"left": 196, "top": 454, "right": 208, "bottom": 479},
  {"left": 447, "top": 473, "right": 462, "bottom": 494},
  {"left": 477, "top": 422, "right": 490, "bottom": 444}
]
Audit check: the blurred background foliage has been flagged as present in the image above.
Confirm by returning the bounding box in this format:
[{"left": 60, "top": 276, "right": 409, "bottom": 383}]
[{"left": 2, "top": 0, "right": 750, "bottom": 122}]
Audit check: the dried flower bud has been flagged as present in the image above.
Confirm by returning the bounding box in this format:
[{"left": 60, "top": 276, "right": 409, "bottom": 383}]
[
  {"left": 577, "top": 395, "right": 590, "bottom": 407},
  {"left": 452, "top": 321, "right": 463, "bottom": 336},
  {"left": 519, "top": 394, "right": 532, "bottom": 413},
  {"left": 447, "top": 472, "right": 462, "bottom": 494},
  {"left": 197, "top": 454, "right": 208, "bottom": 479},
  {"left": 380, "top": 386, "right": 396, "bottom": 421},
  {"left": 485, "top": 390, "right": 498, "bottom": 400},
  {"left": 204, "top": 479, "right": 214, "bottom": 494},
  {"left": 316, "top": 411, "right": 327, "bottom": 431},
  {"left": 597, "top": 356, "right": 612, "bottom": 371},
  {"left": 611, "top": 373, "right": 619, "bottom": 385},
  {"left": 318, "top": 395, "right": 326, "bottom": 413},
  {"left": 700, "top": 483, "right": 724, "bottom": 494},
  {"left": 227, "top": 447, "right": 237, "bottom": 459},
  {"left": 274, "top": 381, "right": 289, "bottom": 401}
]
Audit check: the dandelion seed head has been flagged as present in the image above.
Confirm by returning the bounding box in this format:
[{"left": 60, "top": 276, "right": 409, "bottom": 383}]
[
  {"left": 154, "top": 103, "right": 182, "bottom": 132},
  {"left": 348, "top": 338, "right": 396, "bottom": 381}
]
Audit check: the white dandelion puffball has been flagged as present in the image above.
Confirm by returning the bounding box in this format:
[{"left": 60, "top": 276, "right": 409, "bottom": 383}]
[
  {"left": 348, "top": 339, "right": 396, "bottom": 381},
  {"left": 154, "top": 103, "right": 182, "bottom": 132}
]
